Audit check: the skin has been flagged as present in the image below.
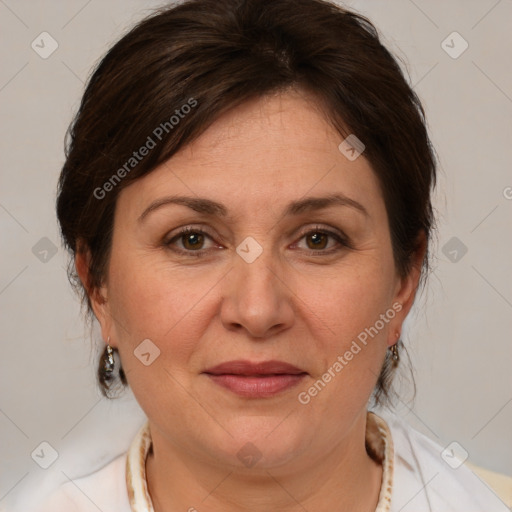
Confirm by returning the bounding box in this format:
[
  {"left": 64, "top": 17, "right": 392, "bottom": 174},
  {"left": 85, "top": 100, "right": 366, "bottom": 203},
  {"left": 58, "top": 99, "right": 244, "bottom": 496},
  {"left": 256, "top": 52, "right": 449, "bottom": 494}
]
[{"left": 77, "top": 89, "right": 425, "bottom": 511}]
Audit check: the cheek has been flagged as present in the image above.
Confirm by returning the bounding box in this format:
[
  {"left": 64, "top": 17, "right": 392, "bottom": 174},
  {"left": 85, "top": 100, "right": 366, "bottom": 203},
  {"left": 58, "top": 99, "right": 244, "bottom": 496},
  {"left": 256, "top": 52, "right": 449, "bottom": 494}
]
[
  {"left": 107, "top": 247, "right": 230, "bottom": 369},
  {"left": 307, "top": 259, "right": 395, "bottom": 341},
  {"left": 106, "top": 255, "right": 212, "bottom": 421},
  {"left": 296, "top": 260, "right": 394, "bottom": 399}
]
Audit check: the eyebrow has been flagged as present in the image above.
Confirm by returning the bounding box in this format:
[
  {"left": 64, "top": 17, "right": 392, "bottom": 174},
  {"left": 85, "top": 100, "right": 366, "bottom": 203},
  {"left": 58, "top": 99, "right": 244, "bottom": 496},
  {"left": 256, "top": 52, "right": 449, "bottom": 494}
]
[{"left": 137, "top": 193, "right": 368, "bottom": 223}]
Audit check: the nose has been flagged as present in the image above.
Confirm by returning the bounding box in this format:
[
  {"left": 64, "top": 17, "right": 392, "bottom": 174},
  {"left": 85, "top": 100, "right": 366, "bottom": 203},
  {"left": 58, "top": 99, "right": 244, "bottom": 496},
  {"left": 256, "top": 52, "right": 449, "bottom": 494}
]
[{"left": 219, "top": 244, "right": 295, "bottom": 340}]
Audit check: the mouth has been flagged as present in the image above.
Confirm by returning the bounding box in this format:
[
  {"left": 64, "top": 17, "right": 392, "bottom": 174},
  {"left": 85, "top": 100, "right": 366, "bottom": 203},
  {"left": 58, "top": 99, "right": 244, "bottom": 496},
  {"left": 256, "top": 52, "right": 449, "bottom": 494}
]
[{"left": 202, "top": 360, "right": 308, "bottom": 398}]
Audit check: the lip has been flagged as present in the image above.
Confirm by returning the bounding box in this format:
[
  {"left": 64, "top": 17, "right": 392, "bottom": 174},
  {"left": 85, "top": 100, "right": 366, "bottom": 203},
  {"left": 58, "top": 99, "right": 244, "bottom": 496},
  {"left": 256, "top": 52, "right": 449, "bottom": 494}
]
[
  {"left": 203, "top": 360, "right": 308, "bottom": 398},
  {"left": 204, "top": 360, "right": 306, "bottom": 376}
]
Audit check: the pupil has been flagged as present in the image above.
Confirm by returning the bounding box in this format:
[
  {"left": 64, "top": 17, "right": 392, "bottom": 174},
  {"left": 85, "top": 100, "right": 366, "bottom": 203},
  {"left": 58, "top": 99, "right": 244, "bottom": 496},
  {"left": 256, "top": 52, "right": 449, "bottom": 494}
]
[
  {"left": 186, "top": 233, "right": 202, "bottom": 249},
  {"left": 309, "top": 232, "right": 326, "bottom": 249}
]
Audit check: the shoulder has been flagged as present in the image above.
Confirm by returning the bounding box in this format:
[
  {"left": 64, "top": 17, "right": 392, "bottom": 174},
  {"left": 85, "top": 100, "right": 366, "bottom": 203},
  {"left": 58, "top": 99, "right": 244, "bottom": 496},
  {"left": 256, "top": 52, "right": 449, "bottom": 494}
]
[
  {"left": 376, "top": 411, "right": 509, "bottom": 512},
  {"left": 32, "top": 453, "right": 131, "bottom": 512}
]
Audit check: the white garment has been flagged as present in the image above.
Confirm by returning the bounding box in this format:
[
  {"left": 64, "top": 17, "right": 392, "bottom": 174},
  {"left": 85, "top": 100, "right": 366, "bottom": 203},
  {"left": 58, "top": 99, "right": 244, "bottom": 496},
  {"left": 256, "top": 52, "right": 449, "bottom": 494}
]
[{"left": 32, "top": 411, "right": 508, "bottom": 512}]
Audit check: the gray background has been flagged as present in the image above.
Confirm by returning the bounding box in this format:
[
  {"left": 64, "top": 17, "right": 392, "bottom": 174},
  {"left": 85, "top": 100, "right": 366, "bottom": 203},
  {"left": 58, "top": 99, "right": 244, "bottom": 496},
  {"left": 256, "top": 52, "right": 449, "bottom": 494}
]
[{"left": 1, "top": 0, "right": 511, "bottom": 510}]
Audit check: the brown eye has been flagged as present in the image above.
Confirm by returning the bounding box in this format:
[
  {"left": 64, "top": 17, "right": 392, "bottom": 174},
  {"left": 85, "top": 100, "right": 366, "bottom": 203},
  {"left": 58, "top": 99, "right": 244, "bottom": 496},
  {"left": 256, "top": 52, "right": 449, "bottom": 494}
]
[
  {"left": 165, "top": 227, "right": 215, "bottom": 255},
  {"left": 294, "top": 226, "right": 350, "bottom": 254},
  {"left": 305, "top": 232, "right": 329, "bottom": 250},
  {"left": 181, "top": 231, "right": 205, "bottom": 250}
]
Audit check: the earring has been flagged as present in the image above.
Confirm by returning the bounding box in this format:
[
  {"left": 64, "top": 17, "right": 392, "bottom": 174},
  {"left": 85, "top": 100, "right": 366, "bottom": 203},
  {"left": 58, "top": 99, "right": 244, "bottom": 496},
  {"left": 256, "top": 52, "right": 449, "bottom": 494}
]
[
  {"left": 390, "top": 342, "right": 400, "bottom": 363},
  {"left": 104, "top": 337, "right": 115, "bottom": 373}
]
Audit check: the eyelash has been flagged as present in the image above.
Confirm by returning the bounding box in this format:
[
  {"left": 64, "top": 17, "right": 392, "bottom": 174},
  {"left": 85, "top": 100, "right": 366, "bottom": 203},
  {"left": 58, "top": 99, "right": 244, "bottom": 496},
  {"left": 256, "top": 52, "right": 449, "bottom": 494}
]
[{"left": 164, "top": 225, "right": 351, "bottom": 258}]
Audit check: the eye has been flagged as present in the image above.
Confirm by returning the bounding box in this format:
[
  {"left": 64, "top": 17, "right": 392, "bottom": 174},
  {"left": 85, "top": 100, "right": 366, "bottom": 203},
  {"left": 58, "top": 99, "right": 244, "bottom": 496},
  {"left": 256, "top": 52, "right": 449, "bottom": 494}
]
[
  {"left": 293, "top": 225, "right": 350, "bottom": 254},
  {"left": 164, "top": 226, "right": 217, "bottom": 255},
  {"left": 164, "top": 224, "right": 350, "bottom": 257}
]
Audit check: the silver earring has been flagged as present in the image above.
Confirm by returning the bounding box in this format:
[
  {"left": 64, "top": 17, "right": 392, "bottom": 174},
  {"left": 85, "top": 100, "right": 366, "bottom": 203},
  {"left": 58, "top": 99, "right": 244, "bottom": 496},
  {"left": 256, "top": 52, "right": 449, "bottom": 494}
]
[
  {"left": 104, "top": 338, "right": 115, "bottom": 373},
  {"left": 390, "top": 342, "right": 399, "bottom": 363}
]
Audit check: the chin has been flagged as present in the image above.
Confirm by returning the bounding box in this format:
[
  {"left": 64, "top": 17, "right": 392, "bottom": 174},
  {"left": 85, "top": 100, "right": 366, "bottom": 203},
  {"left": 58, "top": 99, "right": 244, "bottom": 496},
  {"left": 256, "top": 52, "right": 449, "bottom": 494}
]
[{"left": 210, "top": 415, "right": 309, "bottom": 470}]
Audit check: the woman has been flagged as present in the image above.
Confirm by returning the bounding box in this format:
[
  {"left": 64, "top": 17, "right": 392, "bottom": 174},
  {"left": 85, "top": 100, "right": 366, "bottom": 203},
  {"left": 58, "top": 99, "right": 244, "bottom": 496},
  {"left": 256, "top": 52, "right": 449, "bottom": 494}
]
[{"left": 34, "top": 0, "right": 508, "bottom": 510}]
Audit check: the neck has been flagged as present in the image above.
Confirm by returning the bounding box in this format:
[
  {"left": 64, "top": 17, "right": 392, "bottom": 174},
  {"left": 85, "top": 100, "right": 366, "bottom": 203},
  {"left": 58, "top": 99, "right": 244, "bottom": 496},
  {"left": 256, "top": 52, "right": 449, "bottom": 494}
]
[{"left": 145, "top": 410, "right": 383, "bottom": 512}]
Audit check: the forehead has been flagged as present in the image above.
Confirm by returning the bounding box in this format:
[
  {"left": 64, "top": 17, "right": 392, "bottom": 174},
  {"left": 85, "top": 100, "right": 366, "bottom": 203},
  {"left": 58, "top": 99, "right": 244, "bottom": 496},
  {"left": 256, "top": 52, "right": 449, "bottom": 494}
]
[{"left": 117, "top": 90, "right": 385, "bottom": 222}]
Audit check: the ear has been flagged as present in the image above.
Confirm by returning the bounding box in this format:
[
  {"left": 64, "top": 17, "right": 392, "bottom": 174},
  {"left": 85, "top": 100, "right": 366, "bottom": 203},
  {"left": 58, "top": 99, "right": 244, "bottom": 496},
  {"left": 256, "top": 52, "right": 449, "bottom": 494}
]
[
  {"left": 387, "top": 231, "right": 427, "bottom": 347},
  {"left": 75, "top": 245, "right": 116, "bottom": 348}
]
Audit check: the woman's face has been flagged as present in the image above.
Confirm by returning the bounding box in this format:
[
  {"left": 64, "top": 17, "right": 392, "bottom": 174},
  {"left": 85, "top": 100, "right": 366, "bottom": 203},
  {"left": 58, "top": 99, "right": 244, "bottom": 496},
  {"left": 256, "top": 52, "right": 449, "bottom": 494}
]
[{"left": 88, "top": 90, "right": 420, "bottom": 470}]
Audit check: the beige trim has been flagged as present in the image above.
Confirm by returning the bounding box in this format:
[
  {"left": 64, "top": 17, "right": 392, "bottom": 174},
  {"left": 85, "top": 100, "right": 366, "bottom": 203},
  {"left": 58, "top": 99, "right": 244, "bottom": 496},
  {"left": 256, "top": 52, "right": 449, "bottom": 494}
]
[
  {"left": 126, "top": 421, "right": 154, "bottom": 511},
  {"left": 369, "top": 412, "right": 394, "bottom": 512},
  {"left": 465, "top": 461, "right": 512, "bottom": 507}
]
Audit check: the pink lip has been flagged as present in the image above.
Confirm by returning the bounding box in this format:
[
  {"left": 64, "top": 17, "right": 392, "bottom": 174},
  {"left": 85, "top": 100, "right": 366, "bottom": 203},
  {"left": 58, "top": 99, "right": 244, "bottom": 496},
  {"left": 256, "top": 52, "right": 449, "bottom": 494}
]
[{"left": 203, "top": 360, "right": 307, "bottom": 398}]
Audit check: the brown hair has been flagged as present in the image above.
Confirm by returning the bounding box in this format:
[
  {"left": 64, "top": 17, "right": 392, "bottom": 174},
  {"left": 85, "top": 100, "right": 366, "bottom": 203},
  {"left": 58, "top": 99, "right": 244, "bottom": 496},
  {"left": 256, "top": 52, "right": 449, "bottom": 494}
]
[{"left": 57, "top": 0, "right": 436, "bottom": 403}]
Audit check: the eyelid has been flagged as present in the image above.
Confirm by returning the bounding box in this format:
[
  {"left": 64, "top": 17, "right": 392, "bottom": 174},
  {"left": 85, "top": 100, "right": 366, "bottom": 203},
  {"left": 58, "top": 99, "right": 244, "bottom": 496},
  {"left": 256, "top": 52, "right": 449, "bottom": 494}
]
[
  {"left": 293, "top": 224, "right": 352, "bottom": 251},
  {"left": 295, "top": 223, "right": 346, "bottom": 240},
  {"left": 164, "top": 224, "right": 215, "bottom": 242},
  {"left": 163, "top": 224, "right": 220, "bottom": 252}
]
